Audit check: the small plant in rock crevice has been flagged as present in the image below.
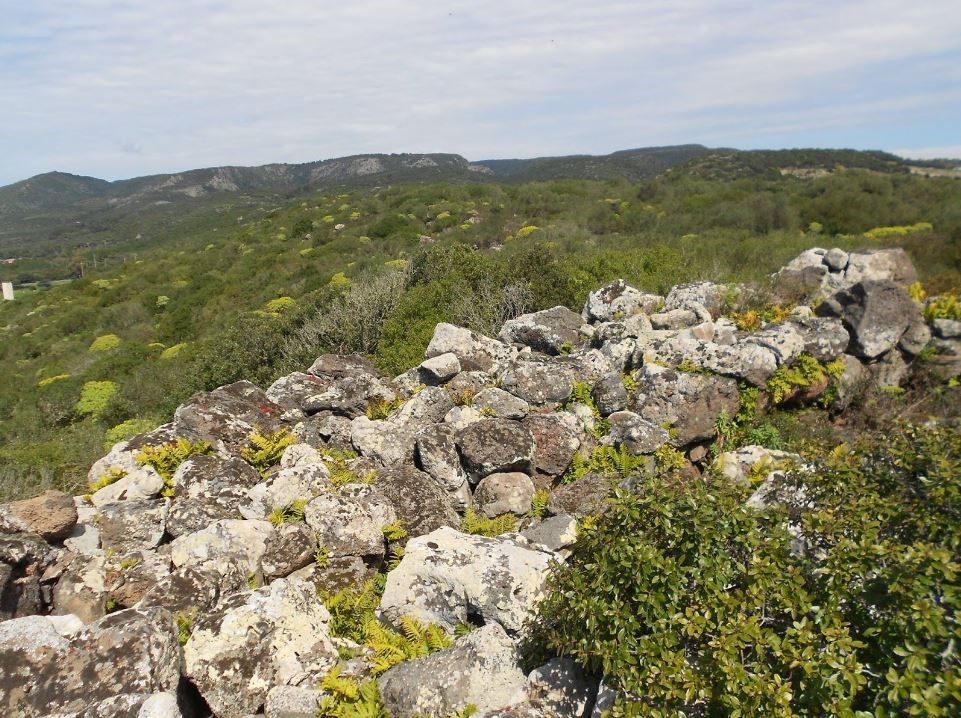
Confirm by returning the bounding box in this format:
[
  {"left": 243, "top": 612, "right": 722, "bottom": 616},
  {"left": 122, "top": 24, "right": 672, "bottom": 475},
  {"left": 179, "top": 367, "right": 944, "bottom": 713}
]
[
  {"left": 135, "top": 437, "right": 213, "bottom": 497},
  {"left": 460, "top": 507, "right": 518, "bottom": 537},
  {"left": 241, "top": 427, "right": 296, "bottom": 476}
]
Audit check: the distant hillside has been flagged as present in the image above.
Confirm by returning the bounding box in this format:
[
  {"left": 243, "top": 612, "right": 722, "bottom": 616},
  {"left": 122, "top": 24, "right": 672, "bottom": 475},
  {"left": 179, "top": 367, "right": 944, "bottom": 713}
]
[
  {"left": 475, "top": 144, "right": 718, "bottom": 182},
  {"left": 0, "top": 145, "right": 933, "bottom": 275}
]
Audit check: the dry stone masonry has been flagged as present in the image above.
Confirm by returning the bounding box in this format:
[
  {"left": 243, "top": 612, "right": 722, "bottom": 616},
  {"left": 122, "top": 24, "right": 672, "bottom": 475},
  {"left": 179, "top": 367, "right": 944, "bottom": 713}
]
[{"left": 1, "top": 247, "right": 957, "bottom": 717}]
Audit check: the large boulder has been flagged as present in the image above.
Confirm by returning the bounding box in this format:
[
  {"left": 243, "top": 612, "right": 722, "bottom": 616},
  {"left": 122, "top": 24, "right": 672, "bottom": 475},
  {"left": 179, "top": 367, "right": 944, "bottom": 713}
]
[
  {"left": 582, "top": 280, "right": 662, "bottom": 323},
  {"left": 183, "top": 577, "right": 337, "bottom": 718},
  {"left": 816, "top": 280, "right": 920, "bottom": 359},
  {"left": 500, "top": 360, "right": 575, "bottom": 405},
  {"left": 604, "top": 411, "right": 669, "bottom": 454},
  {"left": 473, "top": 472, "right": 536, "bottom": 517},
  {"left": 457, "top": 419, "right": 536, "bottom": 481},
  {"left": 547, "top": 474, "right": 612, "bottom": 518},
  {"left": 266, "top": 371, "right": 331, "bottom": 414},
  {"left": 302, "top": 374, "right": 397, "bottom": 419},
  {"left": 1, "top": 532, "right": 57, "bottom": 620},
  {"left": 523, "top": 413, "right": 582, "bottom": 485},
  {"left": 378, "top": 623, "right": 527, "bottom": 718},
  {"left": 166, "top": 455, "right": 264, "bottom": 538},
  {"left": 499, "top": 306, "right": 584, "bottom": 355},
  {"left": 380, "top": 526, "right": 552, "bottom": 633},
  {"left": 629, "top": 364, "right": 741, "bottom": 446},
  {"left": 425, "top": 323, "right": 514, "bottom": 372},
  {"left": 664, "top": 281, "right": 729, "bottom": 317},
  {"left": 527, "top": 657, "right": 599, "bottom": 717},
  {"left": 376, "top": 465, "right": 460, "bottom": 538},
  {"left": 174, "top": 380, "right": 286, "bottom": 451},
  {"left": 471, "top": 387, "right": 531, "bottom": 419},
  {"left": 0, "top": 608, "right": 182, "bottom": 717},
  {"left": 0, "top": 490, "right": 78, "bottom": 542},
  {"left": 350, "top": 416, "right": 416, "bottom": 466}
]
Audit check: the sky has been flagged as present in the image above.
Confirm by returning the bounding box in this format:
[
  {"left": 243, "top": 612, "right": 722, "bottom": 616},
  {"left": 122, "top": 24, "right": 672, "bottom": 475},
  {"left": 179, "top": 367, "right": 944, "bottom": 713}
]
[{"left": 1, "top": 0, "right": 960, "bottom": 186}]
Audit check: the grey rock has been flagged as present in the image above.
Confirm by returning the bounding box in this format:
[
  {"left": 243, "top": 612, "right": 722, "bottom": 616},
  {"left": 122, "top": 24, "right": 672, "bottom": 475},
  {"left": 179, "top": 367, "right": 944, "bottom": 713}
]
[
  {"left": 174, "top": 380, "right": 286, "bottom": 451},
  {"left": 790, "top": 316, "right": 850, "bottom": 361},
  {"left": 393, "top": 386, "right": 455, "bottom": 427},
  {"left": 378, "top": 623, "right": 527, "bottom": 718},
  {"left": 869, "top": 350, "right": 910, "bottom": 388},
  {"left": 0, "top": 608, "right": 182, "bottom": 717},
  {"left": 350, "top": 416, "right": 416, "bottom": 466},
  {"left": 664, "top": 281, "right": 728, "bottom": 317},
  {"left": 308, "top": 353, "right": 381, "bottom": 379},
  {"left": 523, "top": 413, "right": 582, "bottom": 486},
  {"left": 183, "top": 577, "right": 337, "bottom": 718},
  {"left": 604, "top": 411, "right": 670, "bottom": 454},
  {"left": 499, "top": 306, "right": 584, "bottom": 355},
  {"left": 376, "top": 465, "right": 460, "bottom": 538},
  {"left": 304, "top": 492, "right": 385, "bottom": 563},
  {"left": 166, "top": 454, "right": 263, "bottom": 538},
  {"left": 262, "top": 523, "right": 317, "bottom": 579},
  {"left": 473, "top": 472, "right": 536, "bottom": 517},
  {"left": 528, "top": 657, "right": 598, "bottom": 717},
  {"left": 425, "top": 323, "right": 515, "bottom": 373},
  {"left": 169, "top": 519, "right": 273, "bottom": 574},
  {"left": 289, "top": 556, "right": 375, "bottom": 595},
  {"left": 650, "top": 307, "right": 701, "bottom": 330},
  {"left": 817, "top": 280, "right": 920, "bottom": 359},
  {"left": 1, "top": 532, "right": 57, "bottom": 620},
  {"left": 629, "top": 364, "right": 741, "bottom": 446},
  {"left": 591, "top": 373, "right": 629, "bottom": 416},
  {"left": 899, "top": 318, "right": 932, "bottom": 356},
  {"left": 500, "top": 360, "right": 575, "bottom": 405},
  {"left": 547, "top": 474, "right": 612, "bottom": 518},
  {"left": 744, "top": 323, "right": 805, "bottom": 365},
  {"left": 457, "top": 419, "right": 536, "bottom": 481},
  {"left": 52, "top": 553, "right": 108, "bottom": 623},
  {"left": 419, "top": 352, "right": 462, "bottom": 383},
  {"left": 823, "top": 248, "right": 849, "bottom": 271},
  {"left": 933, "top": 318, "right": 961, "bottom": 339},
  {"left": 521, "top": 514, "right": 578, "bottom": 553},
  {"left": 415, "top": 424, "right": 470, "bottom": 506},
  {"left": 472, "top": 387, "right": 531, "bottom": 419},
  {"left": 582, "top": 280, "right": 662, "bottom": 323},
  {"left": 303, "top": 374, "right": 397, "bottom": 419},
  {"left": 98, "top": 499, "right": 167, "bottom": 554},
  {"left": 844, "top": 248, "right": 917, "bottom": 286},
  {"left": 138, "top": 562, "right": 248, "bottom": 617},
  {"left": 265, "top": 685, "right": 325, "bottom": 718},
  {"left": 380, "top": 527, "right": 552, "bottom": 633},
  {"left": 266, "top": 371, "right": 331, "bottom": 414}
]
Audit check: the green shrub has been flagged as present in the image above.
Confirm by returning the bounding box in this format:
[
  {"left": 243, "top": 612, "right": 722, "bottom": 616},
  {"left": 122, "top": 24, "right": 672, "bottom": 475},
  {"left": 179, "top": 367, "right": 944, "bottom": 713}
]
[
  {"left": 88, "top": 334, "right": 122, "bottom": 352},
  {"left": 531, "top": 424, "right": 961, "bottom": 716},
  {"left": 103, "top": 418, "right": 157, "bottom": 449},
  {"left": 529, "top": 476, "right": 864, "bottom": 716},
  {"left": 75, "top": 380, "right": 118, "bottom": 418}
]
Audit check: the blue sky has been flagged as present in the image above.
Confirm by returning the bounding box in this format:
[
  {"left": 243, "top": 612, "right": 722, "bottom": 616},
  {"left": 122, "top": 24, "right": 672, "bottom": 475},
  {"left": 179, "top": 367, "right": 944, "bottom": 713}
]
[{"left": 1, "top": 0, "right": 960, "bottom": 186}]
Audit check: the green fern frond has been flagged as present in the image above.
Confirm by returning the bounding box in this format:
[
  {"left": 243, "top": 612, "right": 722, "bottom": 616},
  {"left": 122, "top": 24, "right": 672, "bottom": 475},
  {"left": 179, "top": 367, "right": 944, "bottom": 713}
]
[{"left": 240, "top": 427, "right": 295, "bottom": 476}]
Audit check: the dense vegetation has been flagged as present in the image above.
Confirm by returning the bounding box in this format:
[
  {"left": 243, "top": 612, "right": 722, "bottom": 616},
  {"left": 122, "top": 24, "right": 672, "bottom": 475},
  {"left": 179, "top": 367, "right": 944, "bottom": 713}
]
[
  {"left": 531, "top": 423, "right": 961, "bottom": 716},
  {"left": 2, "top": 166, "right": 961, "bottom": 499}
]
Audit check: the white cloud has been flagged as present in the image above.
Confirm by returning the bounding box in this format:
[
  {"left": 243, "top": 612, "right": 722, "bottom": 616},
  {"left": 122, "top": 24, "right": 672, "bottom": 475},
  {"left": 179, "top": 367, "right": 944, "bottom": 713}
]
[
  {"left": 893, "top": 145, "right": 961, "bottom": 160},
  {"left": 0, "top": 0, "right": 959, "bottom": 183}
]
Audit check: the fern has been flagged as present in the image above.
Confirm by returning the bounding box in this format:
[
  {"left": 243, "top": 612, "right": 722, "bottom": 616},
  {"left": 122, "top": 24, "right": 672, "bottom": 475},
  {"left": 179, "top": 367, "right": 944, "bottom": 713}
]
[
  {"left": 460, "top": 508, "right": 518, "bottom": 537},
  {"left": 317, "top": 667, "right": 389, "bottom": 718},
  {"left": 528, "top": 488, "right": 551, "bottom": 519},
  {"left": 561, "top": 444, "right": 648, "bottom": 483},
  {"left": 241, "top": 427, "right": 295, "bottom": 476},
  {"left": 323, "top": 447, "right": 375, "bottom": 488},
  {"left": 382, "top": 520, "right": 408, "bottom": 542},
  {"left": 88, "top": 466, "right": 127, "bottom": 494},
  {"left": 268, "top": 497, "right": 309, "bottom": 526},
  {"left": 366, "top": 396, "right": 406, "bottom": 420},
  {"left": 135, "top": 437, "right": 213, "bottom": 497}
]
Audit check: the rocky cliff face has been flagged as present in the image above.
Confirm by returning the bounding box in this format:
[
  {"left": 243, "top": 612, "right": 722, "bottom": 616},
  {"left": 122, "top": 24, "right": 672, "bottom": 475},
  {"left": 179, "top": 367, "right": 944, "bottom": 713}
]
[{"left": 1, "top": 247, "right": 958, "bottom": 718}]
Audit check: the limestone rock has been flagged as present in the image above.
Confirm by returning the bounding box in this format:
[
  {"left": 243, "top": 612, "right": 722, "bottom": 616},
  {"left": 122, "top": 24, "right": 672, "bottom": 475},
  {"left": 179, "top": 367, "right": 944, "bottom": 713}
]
[
  {"left": 184, "top": 577, "right": 337, "bottom": 718},
  {"left": 418, "top": 352, "right": 462, "bottom": 383},
  {"left": 520, "top": 514, "right": 579, "bottom": 553},
  {"left": 499, "top": 306, "right": 583, "bottom": 355},
  {"left": 527, "top": 657, "right": 598, "bottom": 717},
  {"left": 473, "top": 472, "right": 536, "bottom": 517},
  {"left": 457, "top": 419, "right": 535, "bottom": 481},
  {"left": 604, "top": 411, "right": 670, "bottom": 454},
  {"left": 266, "top": 371, "right": 331, "bottom": 414},
  {"left": 1, "top": 532, "right": 58, "bottom": 620},
  {"left": 393, "top": 386, "right": 455, "bottom": 427},
  {"left": 262, "top": 522, "right": 317, "bottom": 579},
  {"left": 629, "top": 364, "right": 741, "bottom": 446},
  {"left": 303, "top": 374, "right": 397, "bottom": 419},
  {"left": 425, "top": 323, "right": 514, "bottom": 372},
  {"left": 98, "top": 499, "right": 168, "bottom": 554},
  {"left": 415, "top": 424, "right": 471, "bottom": 508},
  {"left": 350, "top": 416, "right": 415, "bottom": 466},
  {"left": 378, "top": 623, "right": 527, "bottom": 718},
  {"left": 591, "top": 373, "right": 628, "bottom": 416},
  {"left": 380, "top": 526, "right": 552, "bottom": 633},
  {"left": 547, "top": 473, "right": 612, "bottom": 518},
  {"left": 0, "top": 489, "right": 78, "bottom": 541}
]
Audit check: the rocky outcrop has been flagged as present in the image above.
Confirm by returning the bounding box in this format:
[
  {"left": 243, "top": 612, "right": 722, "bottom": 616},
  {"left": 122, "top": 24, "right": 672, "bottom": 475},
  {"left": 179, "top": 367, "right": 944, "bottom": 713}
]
[{"left": 0, "top": 247, "right": 946, "bottom": 717}]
